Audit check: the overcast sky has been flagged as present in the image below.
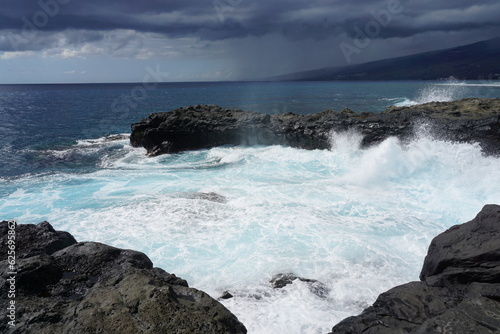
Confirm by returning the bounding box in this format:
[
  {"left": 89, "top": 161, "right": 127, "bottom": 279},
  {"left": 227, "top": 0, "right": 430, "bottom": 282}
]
[{"left": 0, "top": 0, "right": 499, "bottom": 83}]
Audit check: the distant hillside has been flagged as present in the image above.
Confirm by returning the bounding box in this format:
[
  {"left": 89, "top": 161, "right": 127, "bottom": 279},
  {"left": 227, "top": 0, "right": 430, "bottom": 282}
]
[{"left": 270, "top": 37, "right": 500, "bottom": 81}]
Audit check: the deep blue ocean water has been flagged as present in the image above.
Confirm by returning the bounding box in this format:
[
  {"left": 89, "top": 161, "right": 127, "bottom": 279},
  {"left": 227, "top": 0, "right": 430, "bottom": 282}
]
[{"left": 1, "top": 80, "right": 500, "bottom": 333}]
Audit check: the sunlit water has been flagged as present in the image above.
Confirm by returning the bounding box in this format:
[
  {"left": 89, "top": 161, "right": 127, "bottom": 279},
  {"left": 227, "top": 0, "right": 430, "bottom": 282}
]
[{"left": 1, "top": 80, "right": 500, "bottom": 333}]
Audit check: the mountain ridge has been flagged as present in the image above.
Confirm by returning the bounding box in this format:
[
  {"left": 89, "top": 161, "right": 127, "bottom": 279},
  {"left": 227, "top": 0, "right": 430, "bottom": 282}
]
[{"left": 269, "top": 37, "right": 500, "bottom": 81}]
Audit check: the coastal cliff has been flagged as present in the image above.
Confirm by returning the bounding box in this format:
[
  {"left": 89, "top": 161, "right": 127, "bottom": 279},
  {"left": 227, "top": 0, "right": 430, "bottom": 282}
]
[
  {"left": 0, "top": 222, "right": 247, "bottom": 334},
  {"left": 330, "top": 204, "right": 500, "bottom": 334},
  {"left": 130, "top": 98, "right": 500, "bottom": 157}
]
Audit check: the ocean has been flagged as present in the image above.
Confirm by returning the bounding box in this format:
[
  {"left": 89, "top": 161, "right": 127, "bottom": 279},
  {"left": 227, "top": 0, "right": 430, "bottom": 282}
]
[{"left": 1, "top": 80, "right": 500, "bottom": 333}]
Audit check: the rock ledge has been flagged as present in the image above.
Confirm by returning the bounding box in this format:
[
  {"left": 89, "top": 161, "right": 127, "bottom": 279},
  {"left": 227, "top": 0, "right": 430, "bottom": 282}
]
[
  {"left": 0, "top": 221, "right": 247, "bottom": 334},
  {"left": 329, "top": 204, "right": 500, "bottom": 334},
  {"left": 130, "top": 98, "right": 500, "bottom": 156}
]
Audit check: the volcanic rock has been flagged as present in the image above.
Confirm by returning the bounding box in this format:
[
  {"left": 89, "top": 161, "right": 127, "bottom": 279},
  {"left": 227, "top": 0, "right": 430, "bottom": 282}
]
[
  {"left": 270, "top": 273, "right": 330, "bottom": 298},
  {"left": 0, "top": 221, "right": 247, "bottom": 334},
  {"left": 329, "top": 204, "right": 500, "bottom": 334},
  {"left": 130, "top": 98, "right": 500, "bottom": 156}
]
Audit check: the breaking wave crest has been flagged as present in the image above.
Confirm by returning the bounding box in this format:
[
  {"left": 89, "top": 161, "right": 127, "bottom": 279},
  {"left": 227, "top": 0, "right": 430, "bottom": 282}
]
[
  {"left": 395, "top": 78, "right": 467, "bottom": 107},
  {"left": 1, "top": 130, "right": 499, "bottom": 334}
]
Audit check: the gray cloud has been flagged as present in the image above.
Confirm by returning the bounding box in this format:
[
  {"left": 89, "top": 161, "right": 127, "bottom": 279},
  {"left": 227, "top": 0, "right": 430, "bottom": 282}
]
[
  {"left": 2, "top": 0, "right": 498, "bottom": 41},
  {"left": 1, "top": 0, "right": 499, "bottom": 78}
]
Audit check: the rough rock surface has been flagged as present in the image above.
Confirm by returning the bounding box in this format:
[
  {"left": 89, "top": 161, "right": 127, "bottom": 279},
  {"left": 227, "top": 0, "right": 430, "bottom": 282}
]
[
  {"left": 329, "top": 204, "right": 500, "bottom": 334},
  {"left": 270, "top": 273, "right": 318, "bottom": 289},
  {"left": 270, "top": 273, "right": 330, "bottom": 299},
  {"left": 0, "top": 221, "right": 247, "bottom": 334},
  {"left": 0, "top": 221, "right": 77, "bottom": 259},
  {"left": 130, "top": 98, "right": 500, "bottom": 156}
]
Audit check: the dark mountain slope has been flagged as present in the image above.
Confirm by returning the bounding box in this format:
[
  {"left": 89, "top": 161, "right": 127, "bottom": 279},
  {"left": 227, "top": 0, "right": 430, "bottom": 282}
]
[{"left": 271, "top": 37, "right": 500, "bottom": 81}]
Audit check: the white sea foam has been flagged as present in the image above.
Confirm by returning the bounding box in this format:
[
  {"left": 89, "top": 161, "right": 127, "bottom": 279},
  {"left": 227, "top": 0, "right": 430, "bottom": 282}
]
[
  {"left": 22, "top": 135, "right": 135, "bottom": 171},
  {"left": 394, "top": 78, "right": 467, "bottom": 107},
  {"left": 75, "top": 134, "right": 130, "bottom": 147},
  {"left": 436, "top": 83, "right": 500, "bottom": 88},
  {"left": 1, "top": 132, "right": 499, "bottom": 334}
]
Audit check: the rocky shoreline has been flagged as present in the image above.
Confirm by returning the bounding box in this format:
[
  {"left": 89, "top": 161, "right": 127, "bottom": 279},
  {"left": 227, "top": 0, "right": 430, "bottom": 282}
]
[
  {"left": 0, "top": 222, "right": 247, "bottom": 334},
  {"left": 330, "top": 204, "right": 500, "bottom": 334},
  {"left": 2, "top": 97, "right": 499, "bottom": 333},
  {"left": 1, "top": 205, "right": 499, "bottom": 333},
  {"left": 130, "top": 98, "right": 500, "bottom": 156}
]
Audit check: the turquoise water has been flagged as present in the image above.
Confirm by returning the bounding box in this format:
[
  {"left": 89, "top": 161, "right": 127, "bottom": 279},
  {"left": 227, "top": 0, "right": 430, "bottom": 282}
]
[{"left": 1, "top": 80, "right": 500, "bottom": 333}]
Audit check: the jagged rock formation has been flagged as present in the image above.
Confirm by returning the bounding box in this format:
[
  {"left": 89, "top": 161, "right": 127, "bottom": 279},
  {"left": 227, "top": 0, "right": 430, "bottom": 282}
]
[
  {"left": 130, "top": 98, "right": 500, "bottom": 157},
  {"left": 0, "top": 221, "right": 247, "bottom": 334},
  {"left": 329, "top": 204, "right": 500, "bottom": 334}
]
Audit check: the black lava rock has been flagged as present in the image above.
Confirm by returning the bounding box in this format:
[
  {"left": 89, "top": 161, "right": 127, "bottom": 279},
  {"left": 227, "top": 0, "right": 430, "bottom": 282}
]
[
  {"left": 330, "top": 205, "right": 500, "bottom": 334},
  {"left": 0, "top": 221, "right": 247, "bottom": 334},
  {"left": 131, "top": 99, "right": 500, "bottom": 156}
]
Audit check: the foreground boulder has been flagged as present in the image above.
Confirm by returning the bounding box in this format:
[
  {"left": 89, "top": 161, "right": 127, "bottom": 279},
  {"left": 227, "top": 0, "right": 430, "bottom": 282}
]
[
  {"left": 130, "top": 98, "right": 500, "bottom": 156},
  {"left": 330, "top": 204, "right": 500, "bottom": 334},
  {"left": 0, "top": 221, "right": 247, "bottom": 334}
]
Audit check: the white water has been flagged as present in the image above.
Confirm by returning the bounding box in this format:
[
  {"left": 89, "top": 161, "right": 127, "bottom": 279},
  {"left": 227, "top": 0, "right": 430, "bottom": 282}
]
[
  {"left": 394, "top": 79, "right": 468, "bottom": 107},
  {"left": 436, "top": 82, "right": 500, "bottom": 88},
  {"left": 2, "top": 131, "right": 500, "bottom": 333}
]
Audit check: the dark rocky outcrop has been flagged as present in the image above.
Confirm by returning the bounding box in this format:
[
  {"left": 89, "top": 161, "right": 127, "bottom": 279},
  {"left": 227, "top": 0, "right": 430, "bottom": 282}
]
[
  {"left": 0, "top": 221, "right": 246, "bottom": 334},
  {"left": 419, "top": 204, "right": 500, "bottom": 287},
  {"left": 270, "top": 273, "right": 318, "bottom": 289},
  {"left": 270, "top": 273, "right": 330, "bottom": 299},
  {"left": 130, "top": 98, "right": 500, "bottom": 157},
  {"left": 329, "top": 204, "right": 500, "bottom": 334},
  {"left": 219, "top": 291, "right": 234, "bottom": 300},
  {"left": 0, "top": 221, "right": 77, "bottom": 259}
]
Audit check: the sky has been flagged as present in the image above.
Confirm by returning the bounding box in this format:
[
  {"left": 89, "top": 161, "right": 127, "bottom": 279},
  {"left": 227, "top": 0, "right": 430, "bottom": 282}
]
[{"left": 0, "top": 0, "right": 499, "bottom": 83}]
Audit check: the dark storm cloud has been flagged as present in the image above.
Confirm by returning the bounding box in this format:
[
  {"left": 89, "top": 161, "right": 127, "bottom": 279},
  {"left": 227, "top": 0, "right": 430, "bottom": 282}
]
[{"left": 1, "top": 0, "right": 499, "bottom": 53}]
